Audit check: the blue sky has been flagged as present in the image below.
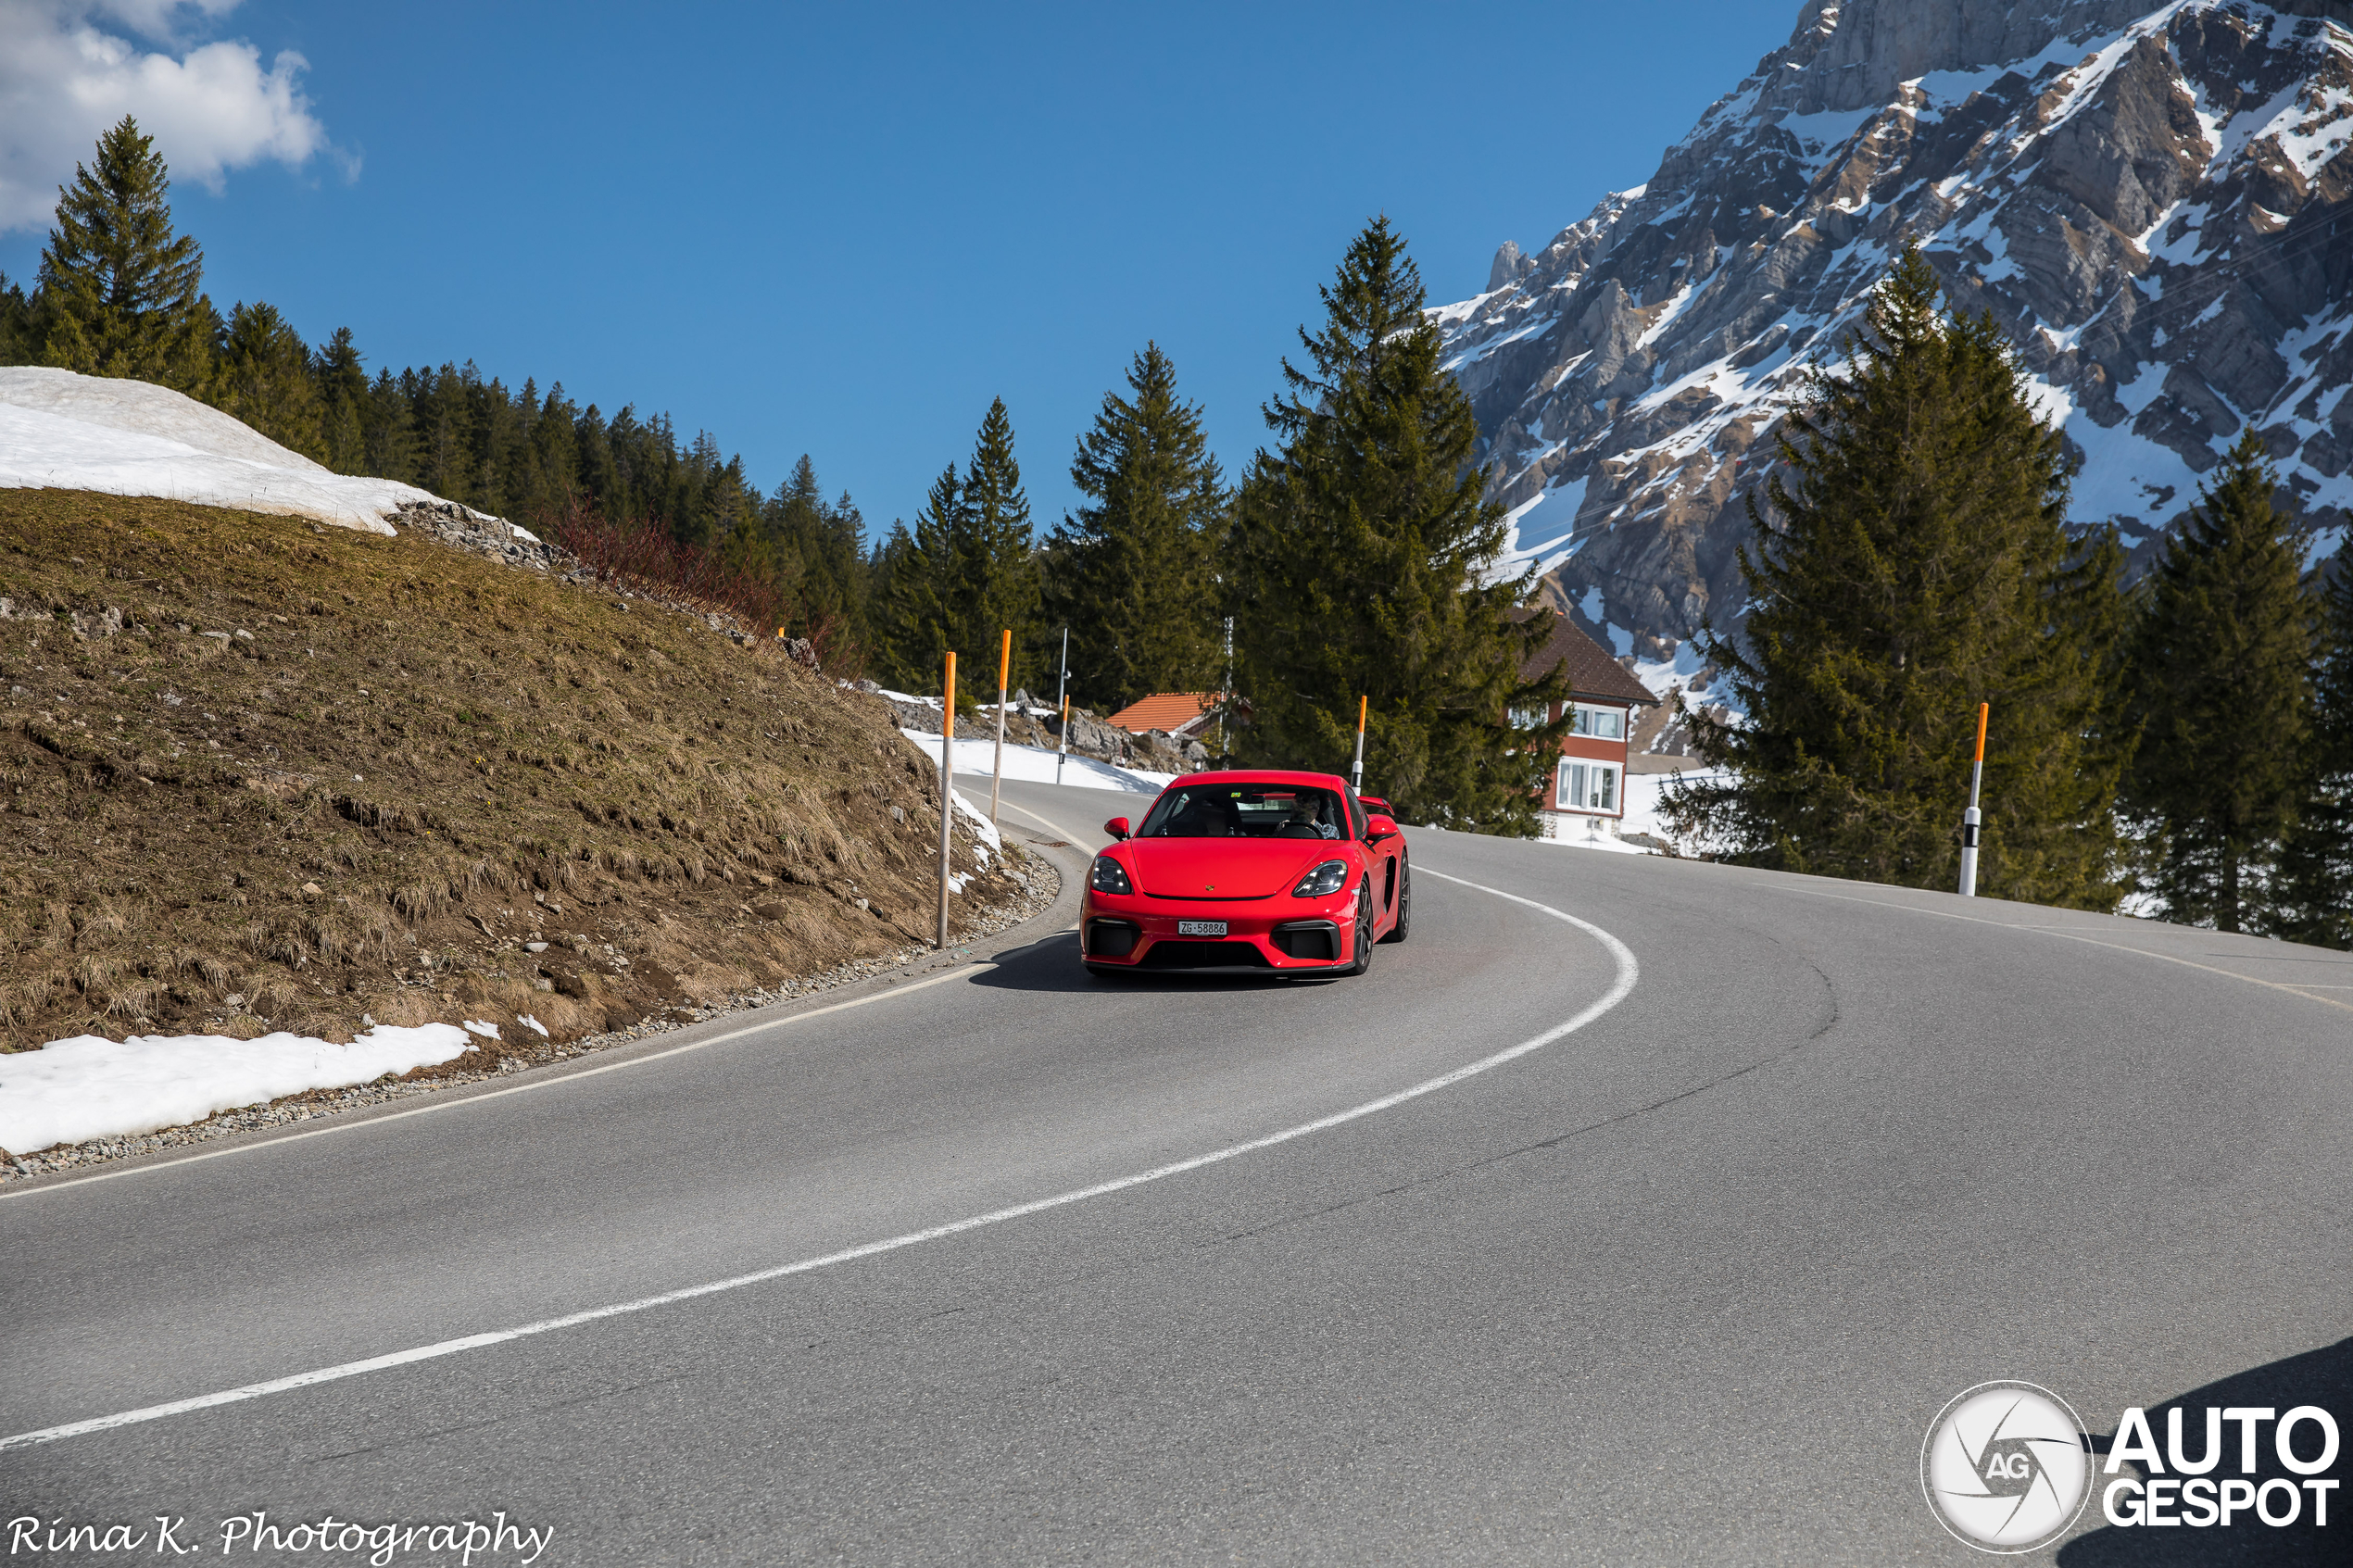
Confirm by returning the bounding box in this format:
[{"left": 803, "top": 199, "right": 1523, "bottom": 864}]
[{"left": 1, "top": 1, "right": 1797, "bottom": 538}]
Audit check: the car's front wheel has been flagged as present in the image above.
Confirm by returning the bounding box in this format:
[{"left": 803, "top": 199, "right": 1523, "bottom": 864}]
[
  {"left": 1381, "top": 858, "right": 1410, "bottom": 944},
  {"left": 1346, "top": 883, "right": 1376, "bottom": 975}
]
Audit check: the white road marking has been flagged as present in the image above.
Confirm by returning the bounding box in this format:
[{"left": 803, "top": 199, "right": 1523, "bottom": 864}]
[
  {"left": 2, "top": 786, "right": 1080, "bottom": 1203},
  {"left": 0, "top": 964, "right": 982, "bottom": 1203},
  {"left": 0, "top": 867, "right": 1635, "bottom": 1454}
]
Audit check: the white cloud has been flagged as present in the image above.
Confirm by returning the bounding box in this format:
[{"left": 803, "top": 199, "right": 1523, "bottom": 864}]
[{"left": 0, "top": 1, "right": 339, "bottom": 236}]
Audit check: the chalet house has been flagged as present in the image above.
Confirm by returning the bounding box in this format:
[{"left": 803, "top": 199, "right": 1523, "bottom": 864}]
[{"left": 1515, "top": 609, "right": 1660, "bottom": 839}]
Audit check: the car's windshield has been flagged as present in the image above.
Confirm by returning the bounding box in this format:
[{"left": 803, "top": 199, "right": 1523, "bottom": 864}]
[{"left": 1138, "top": 784, "right": 1350, "bottom": 840}]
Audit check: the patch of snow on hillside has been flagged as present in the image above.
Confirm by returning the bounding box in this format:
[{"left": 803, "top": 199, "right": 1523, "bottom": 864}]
[
  {"left": 0, "top": 1022, "right": 477, "bottom": 1156},
  {"left": 1497, "top": 476, "right": 1591, "bottom": 580},
  {"left": 902, "top": 731, "right": 1169, "bottom": 794},
  {"left": 0, "top": 367, "right": 485, "bottom": 535}
]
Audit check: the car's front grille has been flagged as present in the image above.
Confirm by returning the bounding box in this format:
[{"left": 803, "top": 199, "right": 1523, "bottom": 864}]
[{"left": 1139, "top": 940, "right": 1272, "bottom": 970}]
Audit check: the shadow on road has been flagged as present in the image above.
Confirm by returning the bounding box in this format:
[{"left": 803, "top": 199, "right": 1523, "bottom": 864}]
[
  {"left": 2057, "top": 1336, "right": 2351, "bottom": 1565},
  {"left": 969, "top": 930, "right": 1322, "bottom": 995}
]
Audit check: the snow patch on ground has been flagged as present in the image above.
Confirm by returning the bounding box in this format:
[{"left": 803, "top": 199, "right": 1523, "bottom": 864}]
[
  {"left": 0, "top": 367, "right": 487, "bottom": 535},
  {"left": 0, "top": 1023, "right": 477, "bottom": 1156},
  {"left": 902, "top": 731, "right": 1172, "bottom": 794}
]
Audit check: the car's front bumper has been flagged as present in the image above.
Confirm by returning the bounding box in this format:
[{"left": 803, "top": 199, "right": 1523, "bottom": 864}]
[{"left": 1079, "top": 890, "right": 1358, "bottom": 971}]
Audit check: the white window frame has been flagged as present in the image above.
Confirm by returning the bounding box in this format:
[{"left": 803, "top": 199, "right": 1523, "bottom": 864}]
[
  {"left": 1567, "top": 703, "right": 1627, "bottom": 741},
  {"left": 1555, "top": 758, "right": 1621, "bottom": 814}
]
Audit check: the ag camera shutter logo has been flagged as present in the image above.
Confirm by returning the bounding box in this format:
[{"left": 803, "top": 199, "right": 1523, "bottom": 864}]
[{"left": 1921, "top": 1382, "right": 2094, "bottom": 1552}]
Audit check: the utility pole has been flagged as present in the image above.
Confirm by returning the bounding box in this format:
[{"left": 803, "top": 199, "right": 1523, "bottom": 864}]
[
  {"left": 1054, "top": 626, "right": 1069, "bottom": 786},
  {"left": 1351, "top": 695, "right": 1367, "bottom": 797},
  {"left": 1959, "top": 701, "right": 1988, "bottom": 897},
  {"left": 937, "top": 651, "right": 957, "bottom": 947},
  {"left": 989, "top": 628, "right": 1010, "bottom": 827}
]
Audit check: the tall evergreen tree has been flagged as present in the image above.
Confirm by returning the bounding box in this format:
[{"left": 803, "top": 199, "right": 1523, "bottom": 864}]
[
  {"left": 0, "top": 271, "right": 33, "bottom": 365},
  {"left": 2122, "top": 428, "right": 2315, "bottom": 932},
  {"left": 2272, "top": 546, "right": 2353, "bottom": 947},
  {"left": 36, "top": 116, "right": 215, "bottom": 393},
  {"left": 1046, "top": 343, "right": 1227, "bottom": 711},
  {"left": 1665, "top": 247, "right": 2130, "bottom": 906},
  {"left": 869, "top": 468, "right": 963, "bottom": 691},
  {"left": 1225, "top": 216, "right": 1561, "bottom": 830},
  {"left": 955, "top": 396, "right": 1041, "bottom": 693},
  {"left": 214, "top": 301, "right": 325, "bottom": 460},
  {"left": 313, "top": 327, "right": 370, "bottom": 473}
]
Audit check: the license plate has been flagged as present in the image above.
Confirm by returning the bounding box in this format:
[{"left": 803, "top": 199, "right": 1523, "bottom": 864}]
[{"left": 1177, "top": 920, "right": 1227, "bottom": 937}]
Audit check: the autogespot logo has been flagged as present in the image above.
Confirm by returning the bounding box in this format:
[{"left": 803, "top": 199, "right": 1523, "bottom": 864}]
[{"left": 1921, "top": 1382, "right": 2095, "bottom": 1552}]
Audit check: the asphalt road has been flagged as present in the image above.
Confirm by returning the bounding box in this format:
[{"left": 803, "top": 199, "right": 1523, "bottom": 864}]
[{"left": 4, "top": 773, "right": 2349, "bottom": 1565}]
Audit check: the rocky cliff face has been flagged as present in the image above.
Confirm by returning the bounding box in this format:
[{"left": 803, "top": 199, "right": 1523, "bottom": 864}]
[{"left": 1435, "top": 0, "right": 2353, "bottom": 696}]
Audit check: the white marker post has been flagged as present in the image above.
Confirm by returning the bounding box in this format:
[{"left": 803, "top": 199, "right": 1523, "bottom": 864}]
[
  {"left": 937, "top": 651, "right": 957, "bottom": 948},
  {"left": 1054, "top": 627, "right": 1069, "bottom": 786},
  {"left": 1350, "top": 695, "right": 1367, "bottom": 797},
  {"left": 989, "top": 628, "right": 1010, "bottom": 827},
  {"left": 1958, "top": 701, "right": 1988, "bottom": 897}
]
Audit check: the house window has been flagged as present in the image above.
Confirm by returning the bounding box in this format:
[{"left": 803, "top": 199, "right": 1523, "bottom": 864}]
[
  {"left": 1557, "top": 759, "right": 1619, "bottom": 812},
  {"left": 1509, "top": 703, "right": 1550, "bottom": 730},
  {"left": 1568, "top": 704, "right": 1626, "bottom": 740}
]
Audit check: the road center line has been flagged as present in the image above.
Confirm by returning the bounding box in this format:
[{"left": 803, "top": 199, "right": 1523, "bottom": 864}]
[{"left": 0, "top": 867, "right": 1635, "bottom": 1456}]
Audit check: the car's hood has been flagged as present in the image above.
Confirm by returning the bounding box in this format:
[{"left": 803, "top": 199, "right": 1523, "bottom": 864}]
[{"left": 1124, "top": 837, "right": 1348, "bottom": 899}]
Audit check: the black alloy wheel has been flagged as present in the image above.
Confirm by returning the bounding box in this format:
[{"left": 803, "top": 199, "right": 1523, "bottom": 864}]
[{"left": 1346, "top": 882, "right": 1376, "bottom": 975}]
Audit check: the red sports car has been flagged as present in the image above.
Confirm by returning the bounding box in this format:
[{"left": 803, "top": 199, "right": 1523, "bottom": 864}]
[{"left": 1080, "top": 770, "right": 1411, "bottom": 977}]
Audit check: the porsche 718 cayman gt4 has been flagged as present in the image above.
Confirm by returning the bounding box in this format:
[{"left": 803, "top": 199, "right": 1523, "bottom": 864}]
[{"left": 1080, "top": 771, "right": 1409, "bottom": 977}]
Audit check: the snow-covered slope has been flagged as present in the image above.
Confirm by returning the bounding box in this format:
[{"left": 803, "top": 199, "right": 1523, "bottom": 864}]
[
  {"left": 0, "top": 366, "right": 474, "bottom": 533},
  {"left": 1437, "top": 0, "right": 2353, "bottom": 676}
]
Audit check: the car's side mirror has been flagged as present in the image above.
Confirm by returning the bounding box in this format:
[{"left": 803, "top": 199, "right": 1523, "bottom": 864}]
[
  {"left": 1105, "top": 816, "right": 1131, "bottom": 840},
  {"left": 1365, "top": 813, "right": 1399, "bottom": 842}
]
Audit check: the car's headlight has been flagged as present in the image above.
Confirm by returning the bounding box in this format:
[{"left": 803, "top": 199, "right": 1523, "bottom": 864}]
[
  {"left": 1291, "top": 859, "right": 1348, "bottom": 897},
  {"left": 1090, "top": 855, "right": 1133, "bottom": 895}
]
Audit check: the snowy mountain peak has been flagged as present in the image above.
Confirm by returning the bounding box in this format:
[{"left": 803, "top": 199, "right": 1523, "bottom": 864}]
[{"left": 1437, "top": 0, "right": 2353, "bottom": 679}]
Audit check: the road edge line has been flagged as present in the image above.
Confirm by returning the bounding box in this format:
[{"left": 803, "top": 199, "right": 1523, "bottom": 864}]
[{"left": 0, "top": 864, "right": 1634, "bottom": 1455}]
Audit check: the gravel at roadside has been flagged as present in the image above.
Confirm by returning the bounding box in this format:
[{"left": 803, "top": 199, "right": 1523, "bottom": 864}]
[{"left": 1, "top": 848, "right": 1061, "bottom": 1185}]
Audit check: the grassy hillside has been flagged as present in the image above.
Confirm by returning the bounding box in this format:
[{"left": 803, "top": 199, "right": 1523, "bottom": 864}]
[{"left": 0, "top": 490, "right": 1024, "bottom": 1054}]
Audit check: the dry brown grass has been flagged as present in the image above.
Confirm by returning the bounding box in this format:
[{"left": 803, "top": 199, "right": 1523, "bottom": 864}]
[{"left": 0, "top": 489, "right": 1019, "bottom": 1054}]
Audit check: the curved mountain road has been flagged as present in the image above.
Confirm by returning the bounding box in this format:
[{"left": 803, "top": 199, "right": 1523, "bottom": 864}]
[{"left": 3, "top": 774, "right": 2347, "bottom": 1564}]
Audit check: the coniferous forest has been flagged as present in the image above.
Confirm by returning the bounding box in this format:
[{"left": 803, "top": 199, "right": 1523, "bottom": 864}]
[{"left": 8, "top": 118, "right": 2353, "bottom": 925}]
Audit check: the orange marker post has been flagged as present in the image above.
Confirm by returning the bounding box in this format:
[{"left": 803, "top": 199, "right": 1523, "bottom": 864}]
[
  {"left": 937, "top": 651, "right": 957, "bottom": 947},
  {"left": 1959, "top": 701, "right": 1989, "bottom": 897},
  {"left": 1350, "top": 695, "right": 1369, "bottom": 796},
  {"left": 991, "top": 628, "right": 1011, "bottom": 826}
]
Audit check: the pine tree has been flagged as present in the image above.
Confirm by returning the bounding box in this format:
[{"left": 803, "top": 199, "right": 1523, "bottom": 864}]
[
  {"left": 2272, "top": 547, "right": 2353, "bottom": 947},
  {"left": 955, "top": 397, "right": 1041, "bottom": 693},
  {"left": 869, "top": 467, "right": 963, "bottom": 691},
  {"left": 37, "top": 117, "right": 216, "bottom": 393},
  {"left": 1665, "top": 247, "right": 2130, "bottom": 906},
  {"left": 214, "top": 302, "right": 325, "bottom": 459},
  {"left": 1045, "top": 343, "right": 1227, "bottom": 711},
  {"left": 362, "top": 368, "right": 417, "bottom": 483},
  {"left": 313, "top": 327, "right": 369, "bottom": 473},
  {"left": 2123, "top": 428, "right": 2316, "bottom": 932},
  {"left": 1226, "top": 216, "right": 1562, "bottom": 830},
  {"left": 0, "top": 272, "right": 33, "bottom": 365}
]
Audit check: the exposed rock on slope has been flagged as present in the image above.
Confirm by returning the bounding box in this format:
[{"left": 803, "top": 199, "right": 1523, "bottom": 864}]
[{"left": 1435, "top": 0, "right": 2353, "bottom": 678}]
